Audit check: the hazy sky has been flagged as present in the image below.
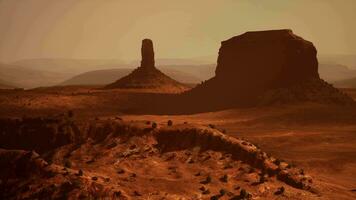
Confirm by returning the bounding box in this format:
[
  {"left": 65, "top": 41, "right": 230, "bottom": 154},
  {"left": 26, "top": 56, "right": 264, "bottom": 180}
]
[{"left": 0, "top": 0, "right": 355, "bottom": 62}]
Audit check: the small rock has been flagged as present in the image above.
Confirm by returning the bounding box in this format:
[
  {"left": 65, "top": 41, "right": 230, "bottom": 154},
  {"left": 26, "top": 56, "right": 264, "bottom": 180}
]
[
  {"left": 92, "top": 176, "right": 98, "bottom": 181},
  {"left": 133, "top": 190, "right": 141, "bottom": 196},
  {"left": 76, "top": 169, "right": 83, "bottom": 176},
  {"left": 219, "top": 174, "right": 228, "bottom": 183},
  {"left": 219, "top": 189, "right": 226, "bottom": 196},
  {"left": 199, "top": 186, "right": 206, "bottom": 191},
  {"left": 114, "top": 191, "right": 122, "bottom": 196},
  {"left": 200, "top": 176, "right": 212, "bottom": 184},
  {"left": 117, "top": 168, "right": 125, "bottom": 174},
  {"left": 274, "top": 186, "right": 285, "bottom": 195},
  {"left": 187, "top": 157, "right": 195, "bottom": 164},
  {"left": 202, "top": 189, "right": 211, "bottom": 195},
  {"left": 210, "top": 195, "right": 220, "bottom": 200},
  {"left": 234, "top": 185, "right": 241, "bottom": 190}
]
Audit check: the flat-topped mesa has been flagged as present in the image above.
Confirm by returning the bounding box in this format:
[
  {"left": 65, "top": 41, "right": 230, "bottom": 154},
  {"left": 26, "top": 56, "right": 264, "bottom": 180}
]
[
  {"left": 140, "top": 39, "right": 155, "bottom": 69},
  {"left": 215, "top": 29, "right": 319, "bottom": 87},
  {"left": 180, "top": 29, "right": 353, "bottom": 110}
]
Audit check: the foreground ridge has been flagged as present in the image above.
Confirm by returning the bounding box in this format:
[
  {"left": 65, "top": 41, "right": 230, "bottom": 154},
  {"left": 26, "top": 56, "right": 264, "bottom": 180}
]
[{"left": 0, "top": 116, "right": 319, "bottom": 199}]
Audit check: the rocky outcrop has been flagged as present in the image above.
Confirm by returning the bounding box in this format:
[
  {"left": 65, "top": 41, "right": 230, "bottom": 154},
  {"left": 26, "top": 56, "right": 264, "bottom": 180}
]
[
  {"left": 215, "top": 29, "right": 319, "bottom": 87},
  {"left": 182, "top": 29, "right": 353, "bottom": 110},
  {"left": 156, "top": 124, "right": 313, "bottom": 191},
  {"left": 0, "top": 115, "right": 82, "bottom": 153},
  {"left": 0, "top": 119, "right": 316, "bottom": 199},
  {"left": 141, "top": 39, "right": 155, "bottom": 69},
  {"left": 105, "top": 39, "right": 187, "bottom": 92}
]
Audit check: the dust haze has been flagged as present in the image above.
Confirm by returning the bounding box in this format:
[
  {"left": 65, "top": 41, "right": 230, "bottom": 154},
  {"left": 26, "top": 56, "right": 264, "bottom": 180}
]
[{"left": 1, "top": 1, "right": 356, "bottom": 200}]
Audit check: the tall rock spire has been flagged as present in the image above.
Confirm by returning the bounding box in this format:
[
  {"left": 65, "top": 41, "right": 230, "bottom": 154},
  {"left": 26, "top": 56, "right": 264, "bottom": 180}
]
[
  {"left": 105, "top": 38, "right": 186, "bottom": 92},
  {"left": 140, "top": 39, "right": 155, "bottom": 69}
]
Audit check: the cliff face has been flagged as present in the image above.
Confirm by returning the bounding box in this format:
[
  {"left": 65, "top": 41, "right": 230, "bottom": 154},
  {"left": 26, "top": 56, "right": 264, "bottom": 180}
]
[
  {"left": 181, "top": 30, "right": 353, "bottom": 111},
  {"left": 215, "top": 29, "right": 319, "bottom": 89}
]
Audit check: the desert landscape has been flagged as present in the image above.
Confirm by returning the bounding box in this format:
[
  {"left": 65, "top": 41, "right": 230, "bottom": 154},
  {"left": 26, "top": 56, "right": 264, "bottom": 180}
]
[{"left": 1, "top": 1, "right": 356, "bottom": 200}]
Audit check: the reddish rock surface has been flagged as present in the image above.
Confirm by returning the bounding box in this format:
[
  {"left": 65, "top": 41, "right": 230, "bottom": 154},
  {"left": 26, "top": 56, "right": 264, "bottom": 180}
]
[
  {"left": 181, "top": 29, "right": 353, "bottom": 111},
  {"left": 215, "top": 29, "right": 319, "bottom": 87},
  {"left": 140, "top": 39, "right": 155, "bottom": 69},
  {"left": 105, "top": 39, "right": 187, "bottom": 91}
]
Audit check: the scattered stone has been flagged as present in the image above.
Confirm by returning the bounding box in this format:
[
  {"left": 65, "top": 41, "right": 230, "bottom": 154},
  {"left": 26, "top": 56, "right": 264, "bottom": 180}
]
[
  {"left": 200, "top": 175, "right": 212, "bottom": 184},
  {"left": 133, "top": 190, "right": 142, "bottom": 196},
  {"left": 107, "top": 142, "right": 117, "bottom": 149},
  {"left": 64, "top": 160, "right": 72, "bottom": 168},
  {"left": 210, "top": 195, "right": 220, "bottom": 200},
  {"left": 92, "top": 176, "right": 98, "bottom": 181},
  {"left": 202, "top": 189, "right": 211, "bottom": 195},
  {"left": 86, "top": 158, "right": 95, "bottom": 164},
  {"left": 163, "top": 152, "right": 176, "bottom": 161},
  {"left": 239, "top": 189, "right": 252, "bottom": 199},
  {"left": 186, "top": 157, "right": 195, "bottom": 164},
  {"left": 114, "top": 191, "right": 122, "bottom": 197},
  {"left": 76, "top": 169, "right": 83, "bottom": 176},
  {"left": 274, "top": 186, "right": 285, "bottom": 195},
  {"left": 167, "top": 120, "right": 173, "bottom": 126},
  {"left": 234, "top": 186, "right": 241, "bottom": 190},
  {"left": 117, "top": 168, "right": 125, "bottom": 174},
  {"left": 208, "top": 124, "right": 216, "bottom": 129},
  {"left": 219, "top": 174, "right": 228, "bottom": 182},
  {"left": 202, "top": 155, "right": 211, "bottom": 162},
  {"left": 223, "top": 162, "right": 233, "bottom": 169},
  {"left": 219, "top": 189, "right": 226, "bottom": 196},
  {"left": 199, "top": 186, "right": 206, "bottom": 191}
]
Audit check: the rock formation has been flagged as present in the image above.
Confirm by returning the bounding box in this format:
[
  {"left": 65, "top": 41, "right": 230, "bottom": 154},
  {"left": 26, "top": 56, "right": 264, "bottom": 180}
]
[
  {"left": 214, "top": 29, "right": 319, "bottom": 87},
  {"left": 105, "top": 39, "right": 187, "bottom": 92},
  {"left": 140, "top": 38, "right": 155, "bottom": 69},
  {"left": 181, "top": 29, "right": 353, "bottom": 111},
  {"left": 0, "top": 118, "right": 315, "bottom": 199}
]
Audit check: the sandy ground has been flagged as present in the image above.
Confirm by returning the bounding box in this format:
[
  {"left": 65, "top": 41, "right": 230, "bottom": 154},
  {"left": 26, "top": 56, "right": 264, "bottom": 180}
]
[{"left": 0, "top": 87, "right": 356, "bottom": 199}]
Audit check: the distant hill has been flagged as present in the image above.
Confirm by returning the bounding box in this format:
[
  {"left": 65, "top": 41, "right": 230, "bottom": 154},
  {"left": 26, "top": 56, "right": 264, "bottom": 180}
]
[
  {"left": 6, "top": 56, "right": 356, "bottom": 88},
  {"left": 161, "top": 64, "right": 215, "bottom": 81},
  {"left": 333, "top": 77, "right": 356, "bottom": 88},
  {"left": 11, "top": 58, "right": 127, "bottom": 75},
  {"left": 0, "top": 79, "right": 15, "bottom": 89},
  {"left": 319, "top": 54, "right": 356, "bottom": 70},
  {"left": 319, "top": 63, "right": 356, "bottom": 82},
  {"left": 61, "top": 67, "right": 202, "bottom": 86},
  {"left": 0, "top": 62, "right": 71, "bottom": 88}
]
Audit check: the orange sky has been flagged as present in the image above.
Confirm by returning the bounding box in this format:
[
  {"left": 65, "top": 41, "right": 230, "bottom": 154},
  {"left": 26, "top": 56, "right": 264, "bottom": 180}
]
[{"left": 0, "top": 0, "right": 355, "bottom": 62}]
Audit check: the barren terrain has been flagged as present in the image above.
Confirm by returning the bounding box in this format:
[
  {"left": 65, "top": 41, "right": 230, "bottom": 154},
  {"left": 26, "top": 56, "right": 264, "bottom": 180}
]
[{"left": 0, "top": 87, "right": 355, "bottom": 199}]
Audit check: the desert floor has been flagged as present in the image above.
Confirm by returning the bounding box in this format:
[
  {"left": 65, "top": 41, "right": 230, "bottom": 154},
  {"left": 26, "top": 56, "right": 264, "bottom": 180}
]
[{"left": 0, "top": 87, "right": 355, "bottom": 199}]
